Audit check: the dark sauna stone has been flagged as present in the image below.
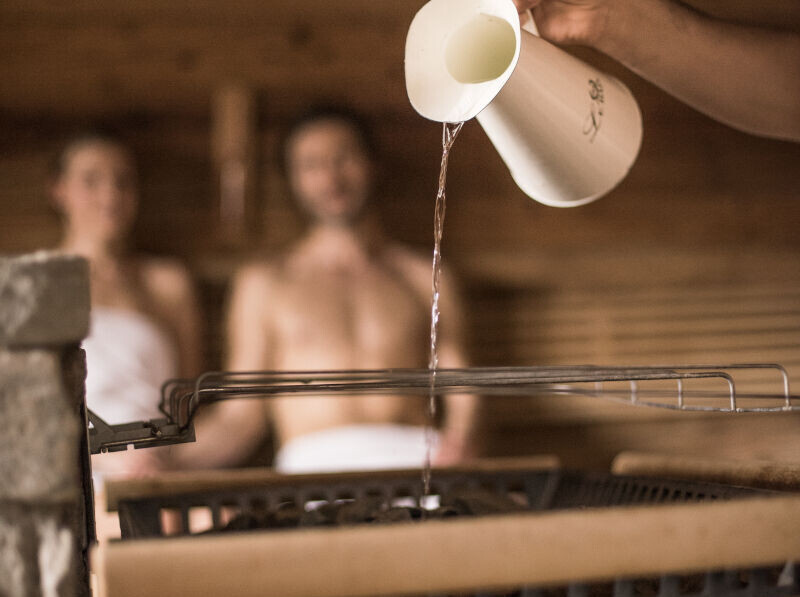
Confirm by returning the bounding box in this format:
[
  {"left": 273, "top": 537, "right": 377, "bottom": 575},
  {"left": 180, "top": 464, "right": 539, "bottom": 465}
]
[
  {"left": 380, "top": 507, "right": 414, "bottom": 523},
  {"left": 333, "top": 496, "right": 386, "bottom": 525},
  {"left": 222, "top": 512, "right": 266, "bottom": 531},
  {"left": 440, "top": 488, "right": 528, "bottom": 516},
  {"left": 299, "top": 502, "right": 339, "bottom": 527},
  {"left": 390, "top": 505, "right": 427, "bottom": 521},
  {"left": 432, "top": 505, "right": 461, "bottom": 518},
  {"left": 272, "top": 503, "right": 305, "bottom": 528}
]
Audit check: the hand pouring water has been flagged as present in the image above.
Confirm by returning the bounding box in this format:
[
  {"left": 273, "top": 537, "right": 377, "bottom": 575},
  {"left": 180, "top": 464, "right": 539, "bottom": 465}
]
[{"left": 405, "top": 0, "right": 643, "bottom": 207}]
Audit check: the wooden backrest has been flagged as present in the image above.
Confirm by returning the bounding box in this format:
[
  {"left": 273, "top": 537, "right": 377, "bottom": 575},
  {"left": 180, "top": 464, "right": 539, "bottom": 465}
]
[
  {"left": 468, "top": 281, "right": 800, "bottom": 371},
  {"left": 463, "top": 250, "right": 800, "bottom": 433}
]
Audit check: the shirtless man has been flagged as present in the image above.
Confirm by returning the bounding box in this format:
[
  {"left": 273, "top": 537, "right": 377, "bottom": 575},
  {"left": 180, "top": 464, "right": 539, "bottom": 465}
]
[{"left": 178, "top": 106, "right": 478, "bottom": 472}]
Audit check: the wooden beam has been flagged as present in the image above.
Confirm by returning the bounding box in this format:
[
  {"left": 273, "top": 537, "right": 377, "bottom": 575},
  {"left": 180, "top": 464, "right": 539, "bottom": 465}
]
[
  {"left": 211, "top": 84, "right": 258, "bottom": 244},
  {"left": 612, "top": 451, "right": 800, "bottom": 490},
  {"left": 92, "top": 495, "right": 800, "bottom": 596}
]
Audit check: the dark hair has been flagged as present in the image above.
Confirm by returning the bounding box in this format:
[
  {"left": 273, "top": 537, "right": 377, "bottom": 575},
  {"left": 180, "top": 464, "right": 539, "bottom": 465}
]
[
  {"left": 49, "top": 126, "right": 132, "bottom": 181},
  {"left": 280, "top": 104, "right": 377, "bottom": 174}
]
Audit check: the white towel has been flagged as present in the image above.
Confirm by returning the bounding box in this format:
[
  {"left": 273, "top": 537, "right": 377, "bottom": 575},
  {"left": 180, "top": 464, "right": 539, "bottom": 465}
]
[
  {"left": 83, "top": 306, "right": 177, "bottom": 425},
  {"left": 275, "top": 424, "right": 440, "bottom": 473}
]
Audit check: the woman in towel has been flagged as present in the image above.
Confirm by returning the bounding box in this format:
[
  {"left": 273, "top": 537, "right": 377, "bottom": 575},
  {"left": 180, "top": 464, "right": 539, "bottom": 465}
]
[{"left": 50, "top": 129, "right": 203, "bottom": 482}]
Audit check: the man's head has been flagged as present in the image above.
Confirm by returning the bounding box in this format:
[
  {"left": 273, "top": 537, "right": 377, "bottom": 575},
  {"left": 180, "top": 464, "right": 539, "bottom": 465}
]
[{"left": 283, "top": 106, "right": 376, "bottom": 225}]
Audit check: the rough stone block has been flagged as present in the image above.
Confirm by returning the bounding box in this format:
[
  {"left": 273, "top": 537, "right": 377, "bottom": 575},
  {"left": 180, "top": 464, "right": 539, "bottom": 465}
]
[
  {"left": 0, "top": 511, "right": 26, "bottom": 597},
  {"left": 60, "top": 346, "right": 88, "bottom": 411},
  {"left": 0, "top": 503, "right": 81, "bottom": 597},
  {"left": 0, "top": 252, "right": 90, "bottom": 347},
  {"left": 0, "top": 349, "right": 81, "bottom": 502}
]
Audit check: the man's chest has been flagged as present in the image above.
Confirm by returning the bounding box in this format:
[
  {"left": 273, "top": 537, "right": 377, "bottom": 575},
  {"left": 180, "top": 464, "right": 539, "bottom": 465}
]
[{"left": 272, "top": 269, "right": 428, "bottom": 354}]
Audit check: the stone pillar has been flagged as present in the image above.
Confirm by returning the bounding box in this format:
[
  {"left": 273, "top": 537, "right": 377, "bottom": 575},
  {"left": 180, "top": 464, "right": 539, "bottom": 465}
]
[{"left": 0, "top": 252, "right": 92, "bottom": 597}]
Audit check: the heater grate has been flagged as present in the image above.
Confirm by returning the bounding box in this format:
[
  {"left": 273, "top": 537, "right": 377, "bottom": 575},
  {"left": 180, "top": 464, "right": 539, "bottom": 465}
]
[
  {"left": 111, "top": 467, "right": 798, "bottom": 597},
  {"left": 93, "top": 366, "right": 800, "bottom": 596},
  {"left": 115, "top": 468, "right": 767, "bottom": 539}
]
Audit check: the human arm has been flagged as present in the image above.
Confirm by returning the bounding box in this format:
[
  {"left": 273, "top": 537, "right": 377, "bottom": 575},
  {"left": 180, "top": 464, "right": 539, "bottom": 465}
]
[
  {"left": 169, "top": 265, "right": 273, "bottom": 469},
  {"left": 514, "top": 0, "right": 800, "bottom": 141},
  {"left": 146, "top": 260, "right": 204, "bottom": 378},
  {"left": 120, "top": 259, "right": 204, "bottom": 476}
]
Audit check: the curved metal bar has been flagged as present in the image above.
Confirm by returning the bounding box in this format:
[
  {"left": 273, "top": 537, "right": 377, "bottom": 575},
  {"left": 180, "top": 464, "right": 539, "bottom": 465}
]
[{"left": 156, "top": 364, "right": 798, "bottom": 431}]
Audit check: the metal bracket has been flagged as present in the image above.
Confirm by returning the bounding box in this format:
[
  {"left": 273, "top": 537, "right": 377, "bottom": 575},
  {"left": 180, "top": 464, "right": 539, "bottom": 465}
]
[{"left": 87, "top": 409, "right": 195, "bottom": 455}]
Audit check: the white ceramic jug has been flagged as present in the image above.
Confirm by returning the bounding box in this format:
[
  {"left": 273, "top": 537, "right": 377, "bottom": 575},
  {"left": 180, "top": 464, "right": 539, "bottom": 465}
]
[{"left": 405, "top": 0, "right": 643, "bottom": 207}]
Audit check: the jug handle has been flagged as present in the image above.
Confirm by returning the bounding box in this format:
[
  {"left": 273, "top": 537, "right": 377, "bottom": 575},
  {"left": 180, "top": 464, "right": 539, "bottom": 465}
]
[{"left": 521, "top": 9, "right": 539, "bottom": 36}]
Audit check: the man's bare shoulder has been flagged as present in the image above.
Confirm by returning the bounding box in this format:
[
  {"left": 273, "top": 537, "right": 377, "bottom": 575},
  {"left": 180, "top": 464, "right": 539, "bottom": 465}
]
[
  {"left": 383, "top": 243, "right": 431, "bottom": 278},
  {"left": 383, "top": 242, "right": 462, "bottom": 299},
  {"left": 230, "top": 257, "right": 288, "bottom": 297},
  {"left": 226, "top": 258, "right": 290, "bottom": 350}
]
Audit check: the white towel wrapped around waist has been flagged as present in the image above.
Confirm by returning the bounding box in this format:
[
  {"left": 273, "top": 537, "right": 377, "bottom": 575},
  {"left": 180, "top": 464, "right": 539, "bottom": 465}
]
[
  {"left": 275, "top": 424, "right": 440, "bottom": 474},
  {"left": 83, "top": 306, "right": 178, "bottom": 425}
]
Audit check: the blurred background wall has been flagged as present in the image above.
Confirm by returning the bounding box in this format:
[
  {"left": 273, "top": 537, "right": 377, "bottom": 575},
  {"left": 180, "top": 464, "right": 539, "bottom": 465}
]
[{"left": 1, "top": 2, "right": 799, "bottom": 462}]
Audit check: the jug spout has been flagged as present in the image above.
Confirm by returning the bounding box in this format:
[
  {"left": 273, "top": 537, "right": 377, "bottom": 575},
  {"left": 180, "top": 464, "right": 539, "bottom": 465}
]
[
  {"left": 405, "top": 0, "right": 643, "bottom": 207},
  {"left": 405, "top": 0, "right": 522, "bottom": 124}
]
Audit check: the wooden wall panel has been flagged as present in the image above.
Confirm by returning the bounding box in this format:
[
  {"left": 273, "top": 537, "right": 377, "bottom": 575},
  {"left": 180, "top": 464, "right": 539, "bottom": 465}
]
[
  {"left": 1, "top": 0, "right": 798, "bottom": 373},
  {"left": 1, "top": 1, "right": 798, "bottom": 467},
  {"left": 1, "top": 0, "right": 798, "bottom": 118},
  {"left": 2, "top": 1, "right": 798, "bottom": 266}
]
